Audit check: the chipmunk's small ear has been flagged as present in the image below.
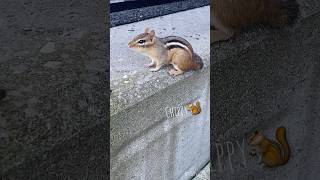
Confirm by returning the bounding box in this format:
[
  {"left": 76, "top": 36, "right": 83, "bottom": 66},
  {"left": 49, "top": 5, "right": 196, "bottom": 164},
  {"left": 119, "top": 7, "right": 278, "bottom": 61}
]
[
  {"left": 254, "top": 130, "right": 259, "bottom": 135},
  {"left": 144, "top": 27, "right": 150, "bottom": 33},
  {"left": 149, "top": 30, "right": 155, "bottom": 37}
]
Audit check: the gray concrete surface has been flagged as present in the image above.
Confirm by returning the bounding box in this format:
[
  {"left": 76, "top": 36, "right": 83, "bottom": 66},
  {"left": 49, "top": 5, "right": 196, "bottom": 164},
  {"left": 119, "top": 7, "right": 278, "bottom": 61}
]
[
  {"left": 0, "top": 0, "right": 109, "bottom": 179},
  {"left": 211, "top": 1, "right": 320, "bottom": 179},
  {"left": 110, "top": 6, "right": 210, "bottom": 115},
  {"left": 192, "top": 163, "right": 210, "bottom": 180},
  {"left": 110, "top": 6, "right": 210, "bottom": 180}
]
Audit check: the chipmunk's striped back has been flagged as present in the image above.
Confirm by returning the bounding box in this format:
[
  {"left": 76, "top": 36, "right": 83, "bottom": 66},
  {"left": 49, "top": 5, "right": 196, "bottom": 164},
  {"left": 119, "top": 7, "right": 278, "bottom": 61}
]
[
  {"left": 161, "top": 36, "right": 194, "bottom": 58},
  {"left": 161, "top": 36, "right": 203, "bottom": 70}
]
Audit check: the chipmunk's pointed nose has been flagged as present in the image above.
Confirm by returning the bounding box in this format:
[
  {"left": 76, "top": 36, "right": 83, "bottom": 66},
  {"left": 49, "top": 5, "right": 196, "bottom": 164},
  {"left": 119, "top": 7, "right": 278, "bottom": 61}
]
[{"left": 128, "top": 42, "right": 133, "bottom": 48}]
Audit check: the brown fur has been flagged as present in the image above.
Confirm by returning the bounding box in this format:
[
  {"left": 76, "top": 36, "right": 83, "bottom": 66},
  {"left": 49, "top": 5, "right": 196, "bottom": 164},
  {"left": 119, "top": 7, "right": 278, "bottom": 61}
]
[
  {"left": 248, "top": 127, "right": 290, "bottom": 167},
  {"left": 129, "top": 28, "right": 202, "bottom": 76},
  {"left": 211, "top": 0, "right": 298, "bottom": 43},
  {"left": 213, "top": 0, "right": 286, "bottom": 29},
  {"left": 168, "top": 48, "right": 198, "bottom": 71}
]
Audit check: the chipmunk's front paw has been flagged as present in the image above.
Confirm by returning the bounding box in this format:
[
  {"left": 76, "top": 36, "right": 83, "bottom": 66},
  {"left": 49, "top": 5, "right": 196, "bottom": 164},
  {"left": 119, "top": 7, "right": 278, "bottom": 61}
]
[
  {"left": 149, "top": 68, "right": 160, "bottom": 72},
  {"left": 145, "top": 62, "right": 155, "bottom": 67}
]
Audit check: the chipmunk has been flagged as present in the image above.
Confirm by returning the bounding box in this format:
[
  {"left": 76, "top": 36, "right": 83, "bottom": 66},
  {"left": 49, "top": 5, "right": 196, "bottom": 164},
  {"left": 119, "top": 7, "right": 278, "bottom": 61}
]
[
  {"left": 128, "top": 28, "right": 203, "bottom": 76},
  {"left": 211, "top": 0, "right": 300, "bottom": 43},
  {"left": 0, "top": 89, "right": 6, "bottom": 101},
  {"left": 187, "top": 101, "right": 201, "bottom": 115},
  {"left": 248, "top": 126, "right": 290, "bottom": 167}
]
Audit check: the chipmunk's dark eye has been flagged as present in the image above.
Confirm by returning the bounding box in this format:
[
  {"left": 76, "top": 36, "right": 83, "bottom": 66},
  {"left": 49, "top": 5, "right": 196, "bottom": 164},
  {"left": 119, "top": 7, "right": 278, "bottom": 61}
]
[
  {"left": 138, "top": 40, "right": 145, "bottom": 44},
  {"left": 254, "top": 130, "right": 258, "bottom": 135}
]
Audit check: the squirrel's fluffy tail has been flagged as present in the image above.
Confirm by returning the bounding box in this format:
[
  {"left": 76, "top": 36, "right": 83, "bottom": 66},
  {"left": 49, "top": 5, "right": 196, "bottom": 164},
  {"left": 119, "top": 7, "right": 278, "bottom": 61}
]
[
  {"left": 192, "top": 53, "right": 203, "bottom": 70},
  {"left": 281, "top": 0, "right": 300, "bottom": 25},
  {"left": 276, "top": 126, "right": 291, "bottom": 165}
]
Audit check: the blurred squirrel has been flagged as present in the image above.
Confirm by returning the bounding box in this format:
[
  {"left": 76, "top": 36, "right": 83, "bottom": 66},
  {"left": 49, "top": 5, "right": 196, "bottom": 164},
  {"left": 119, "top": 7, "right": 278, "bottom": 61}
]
[
  {"left": 211, "top": 0, "right": 300, "bottom": 43},
  {"left": 187, "top": 101, "right": 201, "bottom": 115},
  {"left": 128, "top": 28, "right": 203, "bottom": 76},
  {"left": 248, "top": 126, "right": 290, "bottom": 167}
]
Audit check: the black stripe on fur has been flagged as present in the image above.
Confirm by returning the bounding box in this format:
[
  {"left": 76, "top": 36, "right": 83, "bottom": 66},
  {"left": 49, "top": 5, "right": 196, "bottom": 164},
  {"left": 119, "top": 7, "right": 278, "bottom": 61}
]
[{"left": 166, "top": 45, "right": 186, "bottom": 50}]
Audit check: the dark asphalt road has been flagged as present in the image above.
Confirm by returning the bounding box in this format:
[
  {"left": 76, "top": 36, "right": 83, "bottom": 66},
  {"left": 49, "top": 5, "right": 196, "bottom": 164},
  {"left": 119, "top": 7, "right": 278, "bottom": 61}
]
[{"left": 110, "top": 0, "right": 210, "bottom": 27}]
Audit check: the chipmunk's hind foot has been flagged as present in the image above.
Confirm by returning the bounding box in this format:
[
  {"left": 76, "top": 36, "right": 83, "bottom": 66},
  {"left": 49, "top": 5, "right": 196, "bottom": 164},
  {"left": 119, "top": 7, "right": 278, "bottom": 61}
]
[
  {"left": 169, "top": 64, "right": 184, "bottom": 76},
  {"left": 169, "top": 69, "right": 183, "bottom": 76},
  {"left": 149, "top": 64, "right": 163, "bottom": 72}
]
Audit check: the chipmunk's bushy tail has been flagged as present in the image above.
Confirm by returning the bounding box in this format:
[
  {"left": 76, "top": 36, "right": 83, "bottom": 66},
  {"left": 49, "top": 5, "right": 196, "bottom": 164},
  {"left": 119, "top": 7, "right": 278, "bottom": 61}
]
[
  {"left": 192, "top": 53, "right": 203, "bottom": 70},
  {"left": 276, "top": 126, "right": 291, "bottom": 165},
  {"left": 281, "top": 0, "right": 300, "bottom": 25}
]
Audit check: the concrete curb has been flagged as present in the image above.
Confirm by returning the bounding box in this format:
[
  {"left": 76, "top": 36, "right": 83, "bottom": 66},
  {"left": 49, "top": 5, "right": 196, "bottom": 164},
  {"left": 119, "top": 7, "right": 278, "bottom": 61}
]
[{"left": 110, "top": 7, "right": 210, "bottom": 179}]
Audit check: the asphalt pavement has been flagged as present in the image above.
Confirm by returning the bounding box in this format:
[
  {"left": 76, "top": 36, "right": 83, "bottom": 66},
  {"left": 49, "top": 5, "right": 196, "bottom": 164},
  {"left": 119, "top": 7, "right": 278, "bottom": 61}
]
[{"left": 110, "top": 0, "right": 209, "bottom": 27}]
